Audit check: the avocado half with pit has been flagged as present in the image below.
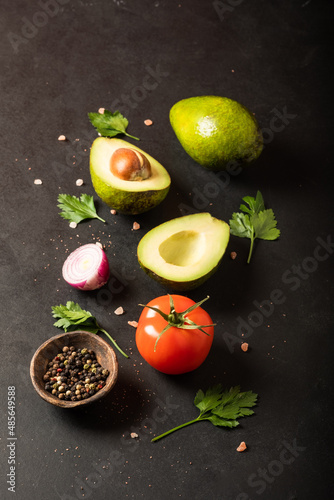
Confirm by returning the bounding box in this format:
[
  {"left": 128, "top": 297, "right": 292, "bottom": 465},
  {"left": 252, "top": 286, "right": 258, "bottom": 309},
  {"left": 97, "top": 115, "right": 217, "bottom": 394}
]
[
  {"left": 90, "top": 137, "right": 171, "bottom": 214},
  {"left": 137, "top": 213, "right": 230, "bottom": 290}
]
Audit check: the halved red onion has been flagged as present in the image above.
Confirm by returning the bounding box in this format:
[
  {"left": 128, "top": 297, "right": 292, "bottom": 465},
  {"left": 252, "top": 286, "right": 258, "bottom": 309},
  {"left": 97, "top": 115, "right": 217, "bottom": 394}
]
[{"left": 62, "top": 243, "right": 110, "bottom": 290}]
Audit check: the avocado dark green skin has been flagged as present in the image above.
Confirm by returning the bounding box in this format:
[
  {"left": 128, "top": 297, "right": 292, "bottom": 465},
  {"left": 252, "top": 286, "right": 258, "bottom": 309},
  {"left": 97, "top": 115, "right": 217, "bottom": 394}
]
[
  {"left": 90, "top": 166, "right": 170, "bottom": 215},
  {"left": 170, "top": 96, "right": 263, "bottom": 171},
  {"left": 138, "top": 259, "right": 222, "bottom": 291}
]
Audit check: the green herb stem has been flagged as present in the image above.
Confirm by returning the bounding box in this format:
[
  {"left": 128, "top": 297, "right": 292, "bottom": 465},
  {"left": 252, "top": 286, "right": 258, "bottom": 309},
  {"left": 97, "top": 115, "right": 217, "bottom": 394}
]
[
  {"left": 100, "top": 328, "right": 129, "bottom": 358},
  {"left": 229, "top": 191, "right": 280, "bottom": 264},
  {"left": 125, "top": 132, "right": 140, "bottom": 141},
  {"left": 151, "top": 418, "right": 202, "bottom": 442},
  {"left": 247, "top": 233, "right": 255, "bottom": 264},
  {"left": 151, "top": 385, "right": 257, "bottom": 443}
]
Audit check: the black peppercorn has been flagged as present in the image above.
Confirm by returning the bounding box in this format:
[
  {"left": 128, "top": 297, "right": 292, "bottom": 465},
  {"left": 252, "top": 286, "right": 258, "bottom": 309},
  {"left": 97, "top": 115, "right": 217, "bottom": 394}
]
[{"left": 43, "top": 346, "right": 110, "bottom": 403}]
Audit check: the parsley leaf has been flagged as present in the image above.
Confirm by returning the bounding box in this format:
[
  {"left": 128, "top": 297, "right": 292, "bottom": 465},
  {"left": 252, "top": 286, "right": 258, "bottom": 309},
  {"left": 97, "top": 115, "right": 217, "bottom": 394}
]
[
  {"left": 229, "top": 212, "right": 252, "bottom": 239},
  {"left": 57, "top": 193, "right": 105, "bottom": 224},
  {"left": 88, "top": 109, "right": 139, "bottom": 141},
  {"left": 52, "top": 301, "right": 128, "bottom": 358},
  {"left": 229, "top": 191, "right": 280, "bottom": 263},
  {"left": 252, "top": 209, "right": 280, "bottom": 240},
  {"left": 239, "top": 190, "right": 265, "bottom": 215},
  {"left": 151, "top": 385, "right": 258, "bottom": 442}
]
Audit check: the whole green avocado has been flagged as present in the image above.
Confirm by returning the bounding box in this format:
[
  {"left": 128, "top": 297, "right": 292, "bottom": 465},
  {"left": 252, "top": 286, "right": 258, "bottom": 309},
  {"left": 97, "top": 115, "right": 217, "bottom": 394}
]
[{"left": 169, "top": 95, "right": 263, "bottom": 171}]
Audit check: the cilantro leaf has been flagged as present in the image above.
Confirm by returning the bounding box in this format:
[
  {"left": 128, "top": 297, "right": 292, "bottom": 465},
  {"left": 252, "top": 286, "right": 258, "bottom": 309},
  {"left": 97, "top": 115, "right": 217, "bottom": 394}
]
[
  {"left": 57, "top": 194, "right": 105, "bottom": 224},
  {"left": 252, "top": 209, "right": 280, "bottom": 240},
  {"left": 207, "top": 415, "right": 239, "bottom": 428},
  {"left": 238, "top": 408, "right": 255, "bottom": 417},
  {"left": 52, "top": 301, "right": 92, "bottom": 324},
  {"left": 88, "top": 109, "right": 139, "bottom": 140},
  {"left": 212, "top": 402, "right": 241, "bottom": 420},
  {"left": 193, "top": 388, "right": 205, "bottom": 407},
  {"left": 52, "top": 301, "right": 128, "bottom": 358},
  {"left": 229, "top": 213, "right": 253, "bottom": 239},
  {"left": 240, "top": 190, "right": 265, "bottom": 215},
  {"left": 229, "top": 191, "right": 280, "bottom": 263},
  {"left": 151, "top": 385, "right": 258, "bottom": 442},
  {"left": 194, "top": 384, "right": 223, "bottom": 414},
  {"left": 236, "top": 390, "right": 258, "bottom": 408}
]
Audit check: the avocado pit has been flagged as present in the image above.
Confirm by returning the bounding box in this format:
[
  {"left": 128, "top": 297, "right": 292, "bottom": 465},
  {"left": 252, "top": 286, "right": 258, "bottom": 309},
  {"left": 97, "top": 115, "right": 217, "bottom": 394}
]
[
  {"left": 89, "top": 137, "right": 171, "bottom": 214},
  {"left": 110, "top": 147, "right": 152, "bottom": 181}
]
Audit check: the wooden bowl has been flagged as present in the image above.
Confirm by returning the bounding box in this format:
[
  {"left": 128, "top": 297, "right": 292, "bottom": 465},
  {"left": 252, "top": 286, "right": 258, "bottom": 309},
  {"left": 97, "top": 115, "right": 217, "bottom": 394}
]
[{"left": 30, "top": 331, "right": 118, "bottom": 408}]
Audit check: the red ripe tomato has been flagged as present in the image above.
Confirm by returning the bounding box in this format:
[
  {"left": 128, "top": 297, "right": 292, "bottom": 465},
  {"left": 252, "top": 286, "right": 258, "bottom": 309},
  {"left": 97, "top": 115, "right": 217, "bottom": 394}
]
[{"left": 135, "top": 295, "right": 214, "bottom": 375}]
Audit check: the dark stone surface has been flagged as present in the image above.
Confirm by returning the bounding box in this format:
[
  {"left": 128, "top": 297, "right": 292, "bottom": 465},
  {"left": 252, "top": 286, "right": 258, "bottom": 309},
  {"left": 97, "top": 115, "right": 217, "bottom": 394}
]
[{"left": 0, "top": 1, "right": 333, "bottom": 499}]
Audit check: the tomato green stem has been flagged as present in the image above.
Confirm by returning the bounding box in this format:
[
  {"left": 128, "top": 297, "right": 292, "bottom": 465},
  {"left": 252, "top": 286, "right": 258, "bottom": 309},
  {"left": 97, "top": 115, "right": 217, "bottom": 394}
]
[
  {"left": 151, "top": 417, "right": 203, "bottom": 442},
  {"left": 139, "top": 295, "right": 214, "bottom": 351}
]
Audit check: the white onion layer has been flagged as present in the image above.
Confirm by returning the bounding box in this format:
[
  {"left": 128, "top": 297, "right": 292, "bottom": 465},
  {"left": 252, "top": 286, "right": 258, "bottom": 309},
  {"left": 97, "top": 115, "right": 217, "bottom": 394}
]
[{"left": 62, "top": 243, "right": 110, "bottom": 291}]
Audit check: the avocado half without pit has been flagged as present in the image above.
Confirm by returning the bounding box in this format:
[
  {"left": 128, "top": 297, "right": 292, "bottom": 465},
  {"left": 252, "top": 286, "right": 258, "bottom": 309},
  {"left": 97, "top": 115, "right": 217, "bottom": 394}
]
[
  {"left": 137, "top": 213, "right": 230, "bottom": 290},
  {"left": 90, "top": 137, "right": 171, "bottom": 214}
]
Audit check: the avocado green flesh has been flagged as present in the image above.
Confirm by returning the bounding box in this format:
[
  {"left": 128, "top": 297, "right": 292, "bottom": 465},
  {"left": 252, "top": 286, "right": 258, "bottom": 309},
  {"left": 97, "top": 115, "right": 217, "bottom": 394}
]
[
  {"left": 90, "top": 137, "right": 171, "bottom": 214},
  {"left": 137, "top": 213, "right": 230, "bottom": 290},
  {"left": 170, "top": 95, "right": 263, "bottom": 171}
]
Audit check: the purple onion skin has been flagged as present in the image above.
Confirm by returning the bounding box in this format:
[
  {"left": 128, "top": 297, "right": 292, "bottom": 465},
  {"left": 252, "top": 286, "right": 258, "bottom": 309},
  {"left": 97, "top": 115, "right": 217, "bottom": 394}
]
[{"left": 63, "top": 245, "right": 110, "bottom": 291}]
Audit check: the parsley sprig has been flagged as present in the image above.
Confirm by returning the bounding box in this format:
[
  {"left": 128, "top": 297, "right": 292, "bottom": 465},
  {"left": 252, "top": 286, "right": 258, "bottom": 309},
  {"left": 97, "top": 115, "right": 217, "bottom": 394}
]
[
  {"left": 152, "top": 385, "right": 258, "bottom": 442},
  {"left": 88, "top": 109, "right": 139, "bottom": 141},
  {"left": 229, "top": 191, "right": 280, "bottom": 263},
  {"left": 57, "top": 194, "right": 105, "bottom": 224},
  {"left": 52, "top": 301, "right": 128, "bottom": 358}
]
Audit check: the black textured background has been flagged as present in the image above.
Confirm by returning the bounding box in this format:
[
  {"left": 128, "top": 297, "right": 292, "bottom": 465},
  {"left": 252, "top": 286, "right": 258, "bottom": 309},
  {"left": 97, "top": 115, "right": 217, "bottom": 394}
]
[{"left": 1, "top": 1, "right": 333, "bottom": 499}]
